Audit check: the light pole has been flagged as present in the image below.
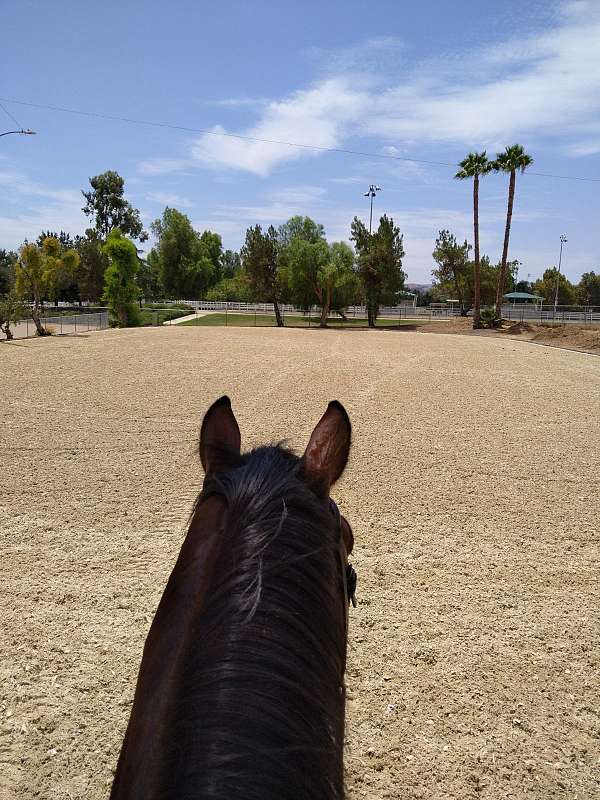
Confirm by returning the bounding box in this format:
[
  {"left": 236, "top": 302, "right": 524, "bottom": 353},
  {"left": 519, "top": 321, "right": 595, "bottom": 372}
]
[
  {"left": 554, "top": 234, "right": 567, "bottom": 313},
  {"left": 363, "top": 184, "right": 381, "bottom": 233},
  {"left": 0, "top": 129, "right": 37, "bottom": 138}
]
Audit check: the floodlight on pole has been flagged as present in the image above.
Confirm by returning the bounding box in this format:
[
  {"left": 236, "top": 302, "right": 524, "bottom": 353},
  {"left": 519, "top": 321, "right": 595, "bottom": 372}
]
[
  {"left": 553, "top": 234, "right": 567, "bottom": 313},
  {"left": 363, "top": 184, "right": 381, "bottom": 233}
]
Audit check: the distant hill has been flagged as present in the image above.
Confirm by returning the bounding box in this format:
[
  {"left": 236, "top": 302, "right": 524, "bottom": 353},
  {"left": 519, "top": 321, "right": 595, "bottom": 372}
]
[{"left": 405, "top": 283, "right": 433, "bottom": 292}]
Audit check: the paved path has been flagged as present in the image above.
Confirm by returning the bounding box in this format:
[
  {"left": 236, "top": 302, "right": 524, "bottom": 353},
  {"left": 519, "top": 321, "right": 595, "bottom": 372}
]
[{"left": 162, "top": 311, "right": 216, "bottom": 325}]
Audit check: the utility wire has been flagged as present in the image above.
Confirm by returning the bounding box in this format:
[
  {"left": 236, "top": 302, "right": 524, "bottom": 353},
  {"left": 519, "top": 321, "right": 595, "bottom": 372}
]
[
  {"left": 0, "top": 100, "right": 24, "bottom": 129},
  {"left": 1, "top": 96, "right": 599, "bottom": 183}
]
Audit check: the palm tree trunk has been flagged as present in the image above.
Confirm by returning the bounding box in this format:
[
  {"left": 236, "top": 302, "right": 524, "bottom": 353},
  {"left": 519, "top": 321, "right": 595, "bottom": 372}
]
[
  {"left": 473, "top": 175, "right": 481, "bottom": 329},
  {"left": 495, "top": 169, "right": 516, "bottom": 315}
]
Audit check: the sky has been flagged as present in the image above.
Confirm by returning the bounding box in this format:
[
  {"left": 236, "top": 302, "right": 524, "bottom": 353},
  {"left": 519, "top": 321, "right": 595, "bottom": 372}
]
[{"left": 1, "top": 0, "right": 599, "bottom": 284}]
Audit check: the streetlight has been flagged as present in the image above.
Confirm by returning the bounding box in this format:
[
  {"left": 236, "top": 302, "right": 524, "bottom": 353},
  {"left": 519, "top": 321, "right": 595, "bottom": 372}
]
[
  {"left": 0, "top": 129, "right": 37, "bottom": 138},
  {"left": 554, "top": 234, "right": 567, "bottom": 313},
  {"left": 363, "top": 184, "right": 381, "bottom": 233}
]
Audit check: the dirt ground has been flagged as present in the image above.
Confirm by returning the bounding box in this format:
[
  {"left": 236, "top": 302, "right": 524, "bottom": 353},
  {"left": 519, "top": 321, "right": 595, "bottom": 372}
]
[
  {"left": 418, "top": 317, "right": 600, "bottom": 355},
  {"left": 1, "top": 326, "right": 599, "bottom": 799}
]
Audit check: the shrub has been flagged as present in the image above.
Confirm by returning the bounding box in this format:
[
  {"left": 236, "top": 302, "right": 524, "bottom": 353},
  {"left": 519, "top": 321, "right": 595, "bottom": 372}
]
[{"left": 480, "top": 306, "right": 502, "bottom": 329}]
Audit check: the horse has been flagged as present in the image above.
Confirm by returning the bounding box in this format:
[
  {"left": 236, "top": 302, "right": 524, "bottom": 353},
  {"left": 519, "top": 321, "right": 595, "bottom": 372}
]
[{"left": 110, "top": 396, "right": 356, "bottom": 799}]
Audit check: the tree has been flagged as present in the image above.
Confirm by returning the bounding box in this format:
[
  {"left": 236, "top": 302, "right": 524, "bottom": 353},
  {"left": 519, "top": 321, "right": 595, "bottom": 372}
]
[
  {"left": 36, "top": 230, "right": 79, "bottom": 304},
  {"left": 241, "top": 225, "right": 285, "bottom": 326},
  {"left": 206, "top": 272, "right": 251, "bottom": 302},
  {"left": 0, "top": 249, "right": 17, "bottom": 295},
  {"left": 75, "top": 230, "right": 109, "bottom": 303},
  {"left": 148, "top": 208, "right": 218, "bottom": 298},
  {"left": 493, "top": 144, "right": 534, "bottom": 314},
  {"left": 287, "top": 239, "right": 356, "bottom": 327},
  {"left": 102, "top": 230, "right": 140, "bottom": 326},
  {"left": 350, "top": 214, "right": 405, "bottom": 327},
  {"left": 136, "top": 257, "right": 162, "bottom": 302},
  {"left": 222, "top": 249, "right": 241, "bottom": 279},
  {"left": 277, "top": 216, "right": 325, "bottom": 247},
  {"left": 15, "top": 237, "right": 80, "bottom": 335},
  {"left": 431, "top": 253, "right": 518, "bottom": 310},
  {"left": 82, "top": 171, "right": 148, "bottom": 241},
  {"left": 0, "top": 291, "right": 28, "bottom": 341},
  {"left": 431, "top": 230, "right": 472, "bottom": 315},
  {"left": 577, "top": 271, "right": 600, "bottom": 306},
  {"left": 534, "top": 268, "right": 576, "bottom": 306},
  {"left": 455, "top": 151, "right": 493, "bottom": 328},
  {"left": 199, "top": 231, "right": 224, "bottom": 280}
]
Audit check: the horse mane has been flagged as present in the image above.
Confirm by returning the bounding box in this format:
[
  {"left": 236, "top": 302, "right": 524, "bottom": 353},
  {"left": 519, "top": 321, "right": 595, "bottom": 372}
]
[{"left": 159, "top": 444, "right": 348, "bottom": 799}]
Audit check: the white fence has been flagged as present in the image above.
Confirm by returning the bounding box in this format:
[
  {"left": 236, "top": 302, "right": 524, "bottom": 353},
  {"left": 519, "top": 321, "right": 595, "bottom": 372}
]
[
  {"left": 164, "top": 300, "right": 600, "bottom": 325},
  {"left": 8, "top": 311, "right": 109, "bottom": 340}
]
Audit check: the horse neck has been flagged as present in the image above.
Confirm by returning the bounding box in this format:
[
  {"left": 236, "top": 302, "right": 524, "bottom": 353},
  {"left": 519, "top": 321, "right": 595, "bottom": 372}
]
[{"left": 112, "top": 492, "right": 348, "bottom": 800}]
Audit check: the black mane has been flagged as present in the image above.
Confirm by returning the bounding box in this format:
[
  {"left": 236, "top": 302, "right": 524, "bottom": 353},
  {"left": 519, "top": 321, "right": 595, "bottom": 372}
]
[{"left": 160, "top": 444, "right": 348, "bottom": 799}]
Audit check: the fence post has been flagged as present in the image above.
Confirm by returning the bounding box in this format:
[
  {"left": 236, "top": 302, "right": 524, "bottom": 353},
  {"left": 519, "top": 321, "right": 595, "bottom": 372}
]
[{"left": 225, "top": 303, "right": 228, "bottom": 326}]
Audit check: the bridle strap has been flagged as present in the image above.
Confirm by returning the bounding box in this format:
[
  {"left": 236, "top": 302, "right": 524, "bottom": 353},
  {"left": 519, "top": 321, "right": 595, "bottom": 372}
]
[{"left": 329, "top": 498, "right": 357, "bottom": 611}]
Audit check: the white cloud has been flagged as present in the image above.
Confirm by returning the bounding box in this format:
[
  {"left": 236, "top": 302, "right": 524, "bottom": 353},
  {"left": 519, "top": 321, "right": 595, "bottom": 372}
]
[
  {"left": 209, "top": 97, "right": 269, "bottom": 109},
  {"left": 190, "top": 78, "right": 368, "bottom": 176},
  {"left": 0, "top": 177, "right": 86, "bottom": 248},
  {"left": 138, "top": 157, "right": 191, "bottom": 176},
  {"left": 179, "top": 3, "right": 600, "bottom": 176},
  {"left": 269, "top": 185, "right": 327, "bottom": 204},
  {"left": 145, "top": 191, "right": 193, "bottom": 208}
]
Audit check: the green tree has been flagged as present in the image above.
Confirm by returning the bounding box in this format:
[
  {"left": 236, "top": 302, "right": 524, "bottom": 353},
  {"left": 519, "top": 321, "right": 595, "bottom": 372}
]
[
  {"left": 15, "top": 237, "right": 80, "bottom": 335},
  {"left": 222, "top": 249, "right": 241, "bottom": 278},
  {"left": 350, "top": 214, "right": 405, "bottom": 327},
  {"left": 277, "top": 216, "right": 325, "bottom": 247},
  {"left": 102, "top": 230, "right": 140, "bottom": 326},
  {"left": 136, "top": 257, "right": 162, "bottom": 302},
  {"left": 533, "top": 268, "right": 576, "bottom": 305},
  {"left": 431, "top": 254, "right": 518, "bottom": 309},
  {"left": 199, "top": 231, "right": 224, "bottom": 280},
  {"left": 148, "top": 208, "right": 217, "bottom": 298},
  {"left": 431, "top": 230, "right": 472, "bottom": 315},
  {"left": 577, "top": 271, "right": 600, "bottom": 306},
  {"left": 0, "top": 249, "right": 17, "bottom": 295},
  {"left": 82, "top": 170, "right": 148, "bottom": 241},
  {"left": 455, "top": 151, "right": 493, "bottom": 328},
  {"left": 36, "top": 230, "right": 80, "bottom": 304},
  {"left": 206, "top": 272, "right": 251, "bottom": 302},
  {"left": 493, "top": 144, "right": 534, "bottom": 314},
  {"left": 0, "top": 290, "right": 28, "bottom": 341},
  {"left": 74, "top": 230, "right": 109, "bottom": 303},
  {"left": 241, "top": 225, "right": 284, "bottom": 326},
  {"left": 287, "top": 239, "right": 356, "bottom": 326}
]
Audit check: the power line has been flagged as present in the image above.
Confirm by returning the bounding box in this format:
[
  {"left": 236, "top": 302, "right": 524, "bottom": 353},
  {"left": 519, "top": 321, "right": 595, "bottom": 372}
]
[
  {"left": 0, "top": 100, "right": 23, "bottom": 129},
  {"left": 2, "top": 96, "right": 599, "bottom": 183}
]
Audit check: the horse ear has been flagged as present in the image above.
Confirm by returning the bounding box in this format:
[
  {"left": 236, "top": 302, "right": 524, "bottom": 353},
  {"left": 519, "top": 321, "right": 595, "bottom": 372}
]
[
  {"left": 300, "top": 401, "right": 351, "bottom": 495},
  {"left": 200, "top": 396, "right": 241, "bottom": 476}
]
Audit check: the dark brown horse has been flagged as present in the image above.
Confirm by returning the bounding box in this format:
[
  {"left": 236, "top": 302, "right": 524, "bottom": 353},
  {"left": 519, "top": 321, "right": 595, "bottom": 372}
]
[{"left": 110, "top": 396, "right": 356, "bottom": 799}]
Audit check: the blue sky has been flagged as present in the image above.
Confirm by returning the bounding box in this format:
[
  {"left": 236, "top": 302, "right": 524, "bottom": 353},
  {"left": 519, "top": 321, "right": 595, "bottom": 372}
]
[{"left": 1, "top": 0, "right": 599, "bottom": 283}]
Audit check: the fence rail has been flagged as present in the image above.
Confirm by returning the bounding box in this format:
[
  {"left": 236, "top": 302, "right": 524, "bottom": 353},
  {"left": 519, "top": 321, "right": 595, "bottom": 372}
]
[
  {"left": 162, "top": 300, "right": 600, "bottom": 325},
  {"left": 8, "top": 311, "right": 109, "bottom": 340}
]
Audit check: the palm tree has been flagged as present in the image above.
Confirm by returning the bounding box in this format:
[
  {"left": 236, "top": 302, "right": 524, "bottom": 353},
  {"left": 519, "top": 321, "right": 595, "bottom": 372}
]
[
  {"left": 455, "top": 151, "right": 493, "bottom": 329},
  {"left": 493, "top": 144, "right": 534, "bottom": 315}
]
